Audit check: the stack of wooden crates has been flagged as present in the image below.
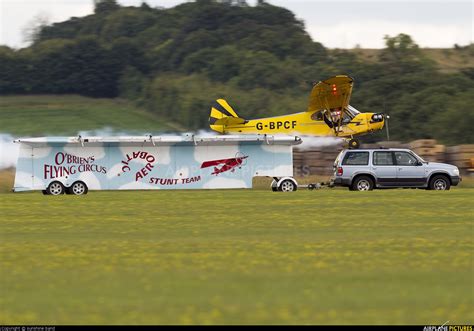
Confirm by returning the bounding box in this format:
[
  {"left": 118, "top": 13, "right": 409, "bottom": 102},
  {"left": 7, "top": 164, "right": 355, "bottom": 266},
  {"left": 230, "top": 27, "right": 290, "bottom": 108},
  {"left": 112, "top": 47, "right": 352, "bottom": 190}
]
[
  {"left": 293, "top": 144, "right": 343, "bottom": 177},
  {"left": 446, "top": 145, "right": 474, "bottom": 175},
  {"left": 408, "top": 139, "right": 446, "bottom": 163}
]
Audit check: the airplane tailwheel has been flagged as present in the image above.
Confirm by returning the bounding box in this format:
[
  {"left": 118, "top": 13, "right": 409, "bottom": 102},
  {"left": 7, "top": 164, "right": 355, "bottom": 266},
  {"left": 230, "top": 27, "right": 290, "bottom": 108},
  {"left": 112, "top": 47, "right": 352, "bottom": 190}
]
[{"left": 348, "top": 139, "right": 360, "bottom": 149}]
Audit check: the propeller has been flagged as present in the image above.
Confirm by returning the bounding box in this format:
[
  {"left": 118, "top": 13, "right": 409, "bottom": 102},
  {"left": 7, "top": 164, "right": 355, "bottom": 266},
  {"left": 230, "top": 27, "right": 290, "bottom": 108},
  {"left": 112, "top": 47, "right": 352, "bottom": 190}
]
[
  {"left": 382, "top": 98, "right": 390, "bottom": 141},
  {"left": 385, "top": 114, "right": 391, "bottom": 141},
  {"left": 235, "top": 152, "right": 248, "bottom": 166}
]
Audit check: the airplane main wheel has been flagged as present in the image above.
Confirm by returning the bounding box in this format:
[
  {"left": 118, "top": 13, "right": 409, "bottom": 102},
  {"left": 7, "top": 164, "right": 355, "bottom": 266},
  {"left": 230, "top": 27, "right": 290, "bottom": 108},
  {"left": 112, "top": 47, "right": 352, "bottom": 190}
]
[{"left": 348, "top": 139, "right": 360, "bottom": 149}]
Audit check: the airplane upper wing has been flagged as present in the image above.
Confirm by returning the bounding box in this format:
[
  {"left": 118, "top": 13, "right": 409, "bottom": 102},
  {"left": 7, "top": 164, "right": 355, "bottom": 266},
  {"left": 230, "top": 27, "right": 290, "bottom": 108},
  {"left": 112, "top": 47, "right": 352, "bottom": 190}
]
[{"left": 307, "top": 75, "right": 354, "bottom": 112}]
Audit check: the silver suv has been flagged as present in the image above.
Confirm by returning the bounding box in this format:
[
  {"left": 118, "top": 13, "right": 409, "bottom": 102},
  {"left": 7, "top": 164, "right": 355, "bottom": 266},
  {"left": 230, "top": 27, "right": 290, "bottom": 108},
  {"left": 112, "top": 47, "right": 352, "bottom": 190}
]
[{"left": 332, "top": 148, "right": 461, "bottom": 191}]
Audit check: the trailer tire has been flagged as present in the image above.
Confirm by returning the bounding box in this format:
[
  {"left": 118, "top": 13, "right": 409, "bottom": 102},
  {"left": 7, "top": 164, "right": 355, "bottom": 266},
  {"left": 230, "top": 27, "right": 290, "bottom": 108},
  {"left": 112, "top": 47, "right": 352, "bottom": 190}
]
[
  {"left": 46, "top": 181, "right": 65, "bottom": 195},
  {"left": 271, "top": 179, "right": 278, "bottom": 192},
  {"left": 68, "top": 181, "right": 88, "bottom": 195},
  {"left": 278, "top": 179, "right": 297, "bottom": 192}
]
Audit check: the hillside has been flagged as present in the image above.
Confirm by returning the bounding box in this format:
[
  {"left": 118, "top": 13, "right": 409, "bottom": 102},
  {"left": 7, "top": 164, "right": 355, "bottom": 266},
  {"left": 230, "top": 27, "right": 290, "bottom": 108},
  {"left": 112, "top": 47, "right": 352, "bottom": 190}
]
[
  {"left": 0, "top": 95, "right": 178, "bottom": 136},
  {"left": 348, "top": 45, "right": 474, "bottom": 73}
]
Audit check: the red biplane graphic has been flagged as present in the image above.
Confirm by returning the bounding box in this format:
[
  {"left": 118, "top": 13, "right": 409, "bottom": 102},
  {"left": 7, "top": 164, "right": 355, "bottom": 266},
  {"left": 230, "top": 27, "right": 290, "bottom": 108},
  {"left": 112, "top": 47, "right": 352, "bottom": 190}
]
[{"left": 201, "top": 152, "right": 248, "bottom": 175}]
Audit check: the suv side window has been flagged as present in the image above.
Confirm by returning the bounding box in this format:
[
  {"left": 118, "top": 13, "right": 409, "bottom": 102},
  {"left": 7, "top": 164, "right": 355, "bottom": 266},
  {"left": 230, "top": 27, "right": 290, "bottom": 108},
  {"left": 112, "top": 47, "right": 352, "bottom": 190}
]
[
  {"left": 373, "top": 151, "right": 394, "bottom": 165},
  {"left": 342, "top": 152, "right": 369, "bottom": 165},
  {"left": 394, "top": 151, "right": 418, "bottom": 166}
]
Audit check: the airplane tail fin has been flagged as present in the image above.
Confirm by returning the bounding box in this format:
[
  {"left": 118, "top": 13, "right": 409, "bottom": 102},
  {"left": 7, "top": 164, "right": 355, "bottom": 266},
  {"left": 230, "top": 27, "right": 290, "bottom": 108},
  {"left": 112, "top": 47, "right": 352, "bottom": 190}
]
[{"left": 209, "top": 99, "right": 246, "bottom": 133}]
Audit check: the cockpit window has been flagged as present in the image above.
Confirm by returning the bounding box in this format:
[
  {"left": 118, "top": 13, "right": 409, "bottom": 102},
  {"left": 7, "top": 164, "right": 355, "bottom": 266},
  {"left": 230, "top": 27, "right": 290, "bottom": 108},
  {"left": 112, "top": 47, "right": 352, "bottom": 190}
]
[
  {"left": 311, "top": 111, "right": 323, "bottom": 121},
  {"left": 312, "top": 105, "right": 360, "bottom": 123},
  {"left": 346, "top": 105, "right": 360, "bottom": 118}
]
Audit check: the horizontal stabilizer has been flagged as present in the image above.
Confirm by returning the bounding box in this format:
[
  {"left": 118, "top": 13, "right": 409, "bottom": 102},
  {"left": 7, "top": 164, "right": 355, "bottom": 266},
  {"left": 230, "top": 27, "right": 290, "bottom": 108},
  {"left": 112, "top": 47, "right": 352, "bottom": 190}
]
[{"left": 213, "top": 117, "right": 246, "bottom": 126}]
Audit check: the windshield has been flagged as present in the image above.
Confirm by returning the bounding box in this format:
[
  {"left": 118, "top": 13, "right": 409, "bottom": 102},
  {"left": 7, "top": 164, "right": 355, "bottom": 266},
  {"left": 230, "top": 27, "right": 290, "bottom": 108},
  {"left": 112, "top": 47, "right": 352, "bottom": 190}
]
[
  {"left": 346, "top": 105, "right": 360, "bottom": 117},
  {"left": 313, "top": 105, "right": 360, "bottom": 124}
]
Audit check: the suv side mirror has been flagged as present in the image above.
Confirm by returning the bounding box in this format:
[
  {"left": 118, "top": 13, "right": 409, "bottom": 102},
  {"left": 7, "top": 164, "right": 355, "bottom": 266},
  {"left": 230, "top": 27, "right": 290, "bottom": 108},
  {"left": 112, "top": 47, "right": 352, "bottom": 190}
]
[{"left": 416, "top": 161, "right": 423, "bottom": 166}]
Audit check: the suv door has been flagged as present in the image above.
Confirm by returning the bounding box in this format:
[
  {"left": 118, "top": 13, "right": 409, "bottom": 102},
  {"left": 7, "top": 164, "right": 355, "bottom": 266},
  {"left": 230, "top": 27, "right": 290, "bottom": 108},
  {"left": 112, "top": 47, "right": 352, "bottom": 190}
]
[
  {"left": 372, "top": 151, "right": 397, "bottom": 186},
  {"left": 394, "top": 151, "right": 427, "bottom": 186}
]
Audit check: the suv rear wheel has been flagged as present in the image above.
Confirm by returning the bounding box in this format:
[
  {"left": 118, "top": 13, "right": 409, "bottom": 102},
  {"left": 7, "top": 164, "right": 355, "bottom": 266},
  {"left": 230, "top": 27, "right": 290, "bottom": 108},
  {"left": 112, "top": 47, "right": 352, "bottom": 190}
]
[{"left": 351, "top": 176, "right": 374, "bottom": 191}]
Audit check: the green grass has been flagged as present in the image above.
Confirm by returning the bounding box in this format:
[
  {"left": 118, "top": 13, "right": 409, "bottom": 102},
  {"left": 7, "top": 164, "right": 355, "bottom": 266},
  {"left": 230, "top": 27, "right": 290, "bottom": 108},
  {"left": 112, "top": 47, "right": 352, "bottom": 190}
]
[
  {"left": 0, "top": 188, "right": 473, "bottom": 325},
  {"left": 0, "top": 95, "right": 179, "bottom": 136}
]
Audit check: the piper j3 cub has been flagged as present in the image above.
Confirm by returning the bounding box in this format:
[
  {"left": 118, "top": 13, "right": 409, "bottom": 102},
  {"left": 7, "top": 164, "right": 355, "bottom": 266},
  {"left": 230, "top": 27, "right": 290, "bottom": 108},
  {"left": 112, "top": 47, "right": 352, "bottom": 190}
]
[{"left": 209, "top": 75, "right": 386, "bottom": 148}]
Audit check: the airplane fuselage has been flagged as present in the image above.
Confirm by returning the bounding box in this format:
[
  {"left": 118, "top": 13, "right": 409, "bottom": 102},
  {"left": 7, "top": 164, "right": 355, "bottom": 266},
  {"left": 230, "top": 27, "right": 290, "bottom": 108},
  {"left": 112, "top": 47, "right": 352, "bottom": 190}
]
[{"left": 219, "top": 111, "right": 384, "bottom": 137}]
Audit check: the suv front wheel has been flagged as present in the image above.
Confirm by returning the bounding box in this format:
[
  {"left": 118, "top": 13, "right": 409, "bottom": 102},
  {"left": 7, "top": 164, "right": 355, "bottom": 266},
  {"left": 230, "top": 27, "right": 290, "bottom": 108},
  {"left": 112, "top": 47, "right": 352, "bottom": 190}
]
[
  {"left": 351, "top": 176, "right": 374, "bottom": 191},
  {"left": 428, "top": 175, "right": 451, "bottom": 191}
]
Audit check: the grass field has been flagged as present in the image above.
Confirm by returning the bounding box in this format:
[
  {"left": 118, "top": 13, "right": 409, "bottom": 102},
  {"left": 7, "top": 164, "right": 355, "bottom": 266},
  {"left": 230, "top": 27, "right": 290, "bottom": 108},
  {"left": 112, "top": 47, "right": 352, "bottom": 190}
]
[
  {"left": 0, "top": 95, "right": 178, "bottom": 136},
  {"left": 0, "top": 186, "right": 473, "bottom": 325}
]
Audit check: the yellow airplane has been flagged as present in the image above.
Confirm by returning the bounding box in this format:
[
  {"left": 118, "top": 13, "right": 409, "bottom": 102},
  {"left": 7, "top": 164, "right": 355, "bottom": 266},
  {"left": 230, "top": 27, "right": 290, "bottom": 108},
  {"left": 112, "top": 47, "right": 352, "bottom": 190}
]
[{"left": 209, "top": 75, "right": 385, "bottom": 148}]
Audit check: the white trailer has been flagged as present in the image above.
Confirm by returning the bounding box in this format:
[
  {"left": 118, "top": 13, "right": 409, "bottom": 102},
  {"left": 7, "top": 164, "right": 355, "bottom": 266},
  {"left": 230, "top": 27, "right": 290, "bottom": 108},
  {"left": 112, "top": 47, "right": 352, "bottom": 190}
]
[{"left": 13, "top": 134, "right": 301, "bottom": 195}]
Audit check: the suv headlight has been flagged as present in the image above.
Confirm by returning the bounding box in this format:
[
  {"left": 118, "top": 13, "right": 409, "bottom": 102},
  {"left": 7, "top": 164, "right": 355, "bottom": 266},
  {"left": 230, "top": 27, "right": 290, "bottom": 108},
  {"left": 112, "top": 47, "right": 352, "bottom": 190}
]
[{"left": 453, "top": 168, "right": 459, "bottom": 175}]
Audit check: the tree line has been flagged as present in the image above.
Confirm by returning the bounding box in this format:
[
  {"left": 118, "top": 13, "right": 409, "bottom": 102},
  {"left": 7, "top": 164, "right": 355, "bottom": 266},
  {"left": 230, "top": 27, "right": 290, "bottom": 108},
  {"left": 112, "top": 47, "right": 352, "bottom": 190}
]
[{"left": 0, "top": 0, "right": 473, "bottom": 144}]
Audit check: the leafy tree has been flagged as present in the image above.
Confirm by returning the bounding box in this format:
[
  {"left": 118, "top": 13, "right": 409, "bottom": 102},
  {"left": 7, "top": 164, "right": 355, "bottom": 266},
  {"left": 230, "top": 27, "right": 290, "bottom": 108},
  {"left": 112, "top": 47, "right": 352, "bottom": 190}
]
[
  {"left": 101, "top": 9, "right": 156, "bottom": 41},
  {"left": 22, "top": 13, "right": 51, "bottom": 45},
  {"left": 94, "top": 0, "right": 120, "bottom": 15}
]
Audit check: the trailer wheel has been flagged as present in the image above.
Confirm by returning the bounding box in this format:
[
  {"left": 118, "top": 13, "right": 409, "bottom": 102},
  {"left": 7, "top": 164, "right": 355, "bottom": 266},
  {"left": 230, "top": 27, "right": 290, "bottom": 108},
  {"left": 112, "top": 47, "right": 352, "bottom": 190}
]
[
  {"left": 68, "top": 181, "right": 88, "bottom": 195},
  {"left": 46, "top": 181, "right": 65, "bottom": 195},
  {"left": 279, "top": 179, "right": 297, "bottom": 192}
]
